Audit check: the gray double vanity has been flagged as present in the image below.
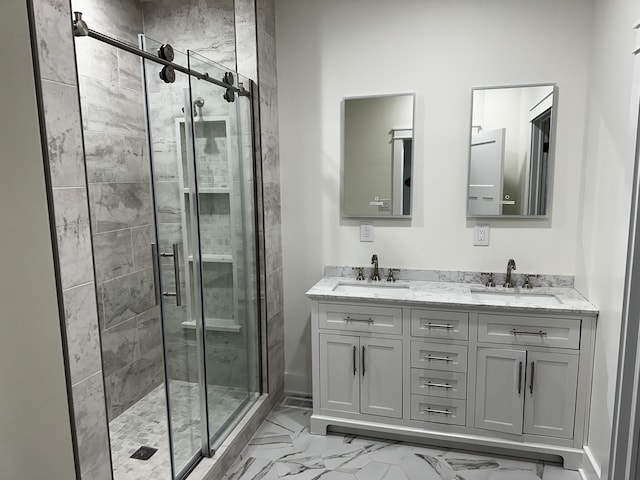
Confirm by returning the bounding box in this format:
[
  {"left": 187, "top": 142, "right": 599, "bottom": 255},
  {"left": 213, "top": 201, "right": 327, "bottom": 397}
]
[{"left": 306, "top": 264, "right": 598, "bottom": 469}]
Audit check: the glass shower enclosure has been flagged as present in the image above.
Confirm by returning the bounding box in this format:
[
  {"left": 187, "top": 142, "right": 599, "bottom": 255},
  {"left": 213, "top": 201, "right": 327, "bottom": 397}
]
[{"left": 76, "top": 31, "right": 261, "bottom": 480}]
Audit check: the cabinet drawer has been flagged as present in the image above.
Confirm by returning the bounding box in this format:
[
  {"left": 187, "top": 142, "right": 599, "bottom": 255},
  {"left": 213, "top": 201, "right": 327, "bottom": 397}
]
[
  {"left": 411, "top": 369, "right": 467, "bottom": 400},
  {"left": 478, "top": 314, "right": 581, "bottom": 349},
  {"left": 411, "top": 341, "right": 468, "bottom": 373},
  {"left": 411, "top": 395, "right": 466, "bottom": 426},
  {"left": 411, "top": 309, "right": 469, "bottom": 340},
  {"left": 319, "top": 303, "right": 402, "bottom": 335}
]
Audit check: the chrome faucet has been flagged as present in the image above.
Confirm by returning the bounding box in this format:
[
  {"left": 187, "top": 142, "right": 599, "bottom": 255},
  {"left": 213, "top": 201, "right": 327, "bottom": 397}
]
[
  {"left": 504, "top": 259, "right": 516, "bottom": 288},
  {"left": 371, "top": 254, "right": 381, "bottom": 281}
]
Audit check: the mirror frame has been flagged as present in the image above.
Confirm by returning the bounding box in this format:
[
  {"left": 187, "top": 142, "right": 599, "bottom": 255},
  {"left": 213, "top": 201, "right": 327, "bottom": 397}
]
[
  {"left": 466, "top": 83, "right": 558, "bottom": 219},
  {"left": 341, "top": 92, "right": 416, "bottom": 219}
]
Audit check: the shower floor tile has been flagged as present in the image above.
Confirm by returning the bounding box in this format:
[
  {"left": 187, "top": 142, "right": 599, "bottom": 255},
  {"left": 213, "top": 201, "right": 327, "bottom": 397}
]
[
  {"left": 222, "top": 402, "right": 583, "bottom": 480},
  {"left": 109, "top": 380, "right": 249, "bottom": 480}
]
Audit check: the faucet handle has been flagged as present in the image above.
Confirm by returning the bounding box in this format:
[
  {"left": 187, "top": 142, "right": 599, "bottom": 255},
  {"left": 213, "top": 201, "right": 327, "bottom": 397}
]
[
  {"left": 481, "top": 272, "right": 495, "bottom": 287},
  {"left": 352, "top": 267, "right": 365, "bottom": 281},
  {"left": 386, "top": 268, "right": 399, "bottom": 282},
  {"left": 522, "top": 274, "right": 539, "bottom": 289}
]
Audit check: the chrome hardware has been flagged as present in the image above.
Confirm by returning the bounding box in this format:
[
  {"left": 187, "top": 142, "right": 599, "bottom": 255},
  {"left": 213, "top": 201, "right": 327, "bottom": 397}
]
[
  {"left": 345, "top": 316, "right": 373, "bottom": 324},
  {"left": 159, "top": 243, "right": 182, "bottom": 306},
  {"left": 504, "top": 258, "right": 517, "bottom": 288},
  {"left": 510, "top": 329, "right": 548, "bottom": 337},
  {"left": 386, "top": 268, "right": 399, "bottom": 282},
  {"left": 371, "top": 254, "right": 381, "bottom": 281},
  {"left": 151, "top": 243, "right": 160, "bottom": 305},
  {"left": 362, "top": 346, "right": 366, "bottom": 377},
  {"left": 425, "top": 323, "right": 455, "bottom": 329},
  {"left": 157, "top": 44, "right": 174, "bottom": 61},
  {"left": 352, "top": 267, "right": 365, "bottom": 281},
  {"left": 72, "top": 12, "right": 89, "bottom": 37},
  {"left": 424, "top": 408, "right": 452, "bottom": 416},
  {"left": 522, "top": 274, "right": 540, "bottom": 289},
  {"left": 423, "top": 382, "right": 453, "bottom": 389},
  {"left": 518, "top": 361, "right": 523, "bottom": 394},
  {"left": 424, "top": 355, "right": 452, "bottom": 362},
  {"left": 353, "top": 346, "right": 357, "bottom": 376},
  {"left": 482, "top": 272, "right": 495, "bottom": 287},
  {"left": 530, "top": 362, "right": 535, "bottom": 395}
]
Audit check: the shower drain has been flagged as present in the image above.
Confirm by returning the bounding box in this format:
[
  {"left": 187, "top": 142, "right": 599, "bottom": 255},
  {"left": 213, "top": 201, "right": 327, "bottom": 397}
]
[{"left": 130, "top": 446, "right": 158, "bottom": 461}]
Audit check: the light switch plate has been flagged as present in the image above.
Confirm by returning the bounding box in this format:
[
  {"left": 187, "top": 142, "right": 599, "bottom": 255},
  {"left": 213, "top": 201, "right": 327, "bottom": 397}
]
[
  {"left": 360, "top": 223, "right": 374, "bottom": 242},
  {"left": 473, "top": 225, "right": 490, "bottom": 246}
]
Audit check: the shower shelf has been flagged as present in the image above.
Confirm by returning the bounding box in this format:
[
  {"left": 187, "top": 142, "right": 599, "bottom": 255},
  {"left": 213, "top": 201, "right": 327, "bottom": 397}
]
[
  {"left": 187, "top": 254, "right": 233, "bottom": 263},
  {"left": 181, "top": 317, "right": 241, "bottom": 333}
]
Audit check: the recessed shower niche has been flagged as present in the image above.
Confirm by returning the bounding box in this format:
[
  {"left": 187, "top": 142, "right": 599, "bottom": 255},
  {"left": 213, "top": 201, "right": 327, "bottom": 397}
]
[{"left": 74, "top": 6, "right": 262, "bottom": 479}]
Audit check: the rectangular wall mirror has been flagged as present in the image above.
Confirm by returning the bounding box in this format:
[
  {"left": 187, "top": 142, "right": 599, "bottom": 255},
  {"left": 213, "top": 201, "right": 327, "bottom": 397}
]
[
  {"left": 467, "top": 84, "right": 557, "bottom": 217},
  {"left": 342, "top": 93, "right": 415, "bottom": 218}
]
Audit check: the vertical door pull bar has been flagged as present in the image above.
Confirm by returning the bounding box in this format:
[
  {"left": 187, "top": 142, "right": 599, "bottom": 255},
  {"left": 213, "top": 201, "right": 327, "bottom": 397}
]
[
  {"left": 353, "top": 346, "right": 357, "bottom": 376},
  {"left": 529, "top": 362, "right": 535, "bottom": 395},
  {"left": 362, "top": 346, "right": 366, "bottom": 377},
  {"left": 518, "top": 361, "right": 522, "bottom": 394},
  {"left": 151, "top": 243, "right": 160, "bottom": 305},
  {"left": 159, "top": 243, "right": 182, "bottom": 306}
]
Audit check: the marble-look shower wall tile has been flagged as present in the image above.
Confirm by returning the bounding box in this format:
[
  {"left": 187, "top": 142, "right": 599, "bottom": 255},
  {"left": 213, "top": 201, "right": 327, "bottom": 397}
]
[
  {"left": 41, "top": 80, "right": 86, "bottom": 188},
  {"left": 267, "top": 310, "right": 285, "bottom": 396},
  {"left": 265, "top": 226, "right": 282, "bottom": 274},
  {"left": 64, "top": 282, "right": 102, "bottom": 385},
  {"left": 263, "top": 182, "right": 281, "bottom": 229},
  {"left": 107, "top": 345, "right": 164, "bottom": 418},
  {"left": 154, "top": 180, "right": 182, "bottom": 223},
  {"left": 259, "top": 85, "right": 279, "bottom": 136},
  {"left": 102, "top": 268, "right": 155, "bottom": 329},
  {"left": 118, "top": 48, "right": 143, "bottom": 91},
  {"left": 266, "top": 267, "right": 283, "bottom": 320},
  {"left": 90, "top": 182, "right": 152, "bottom": 233},
  {"left": 261, "top": 133, "right": 280, "bottom": 184},
  {"left": 256, "top": 32, "right": 277, "bottom": 88},
  {"left": 53, "top": 187, "right": 94, "bottom": 289},
  {"left": 166, "top": 341, "right": 200, "bottom": 384},
  {"left": 73, "top": 372, "right": 110, "bottom": 476},
  {"left": 131, "top": 224, "right": 154, "bottom": 269},
  {"left": 74, "top": 37, "right": 119, "bottom": 84},
  {"left": 84, "top": 131, "right": 125, "bottom": 183},
  {"left": 93, "top": 229, "right": 133, "bottom": 283},
  {"left": 81, "top": 76, "right": 146, "bottom": 136},
  {"left": 137, "top": 307, "right": 162, "bottom": 355},
  {"left": 101, "top": 316, "right": 141, "bottom": 377},
  {"left": 82, "top": 457, "right": 113, "bottom": 480},
  {"left": 32, "top": 0, "right": 77, "bottom": 85},
  {"left": 205, "top": 346, "right": 248, "bottom": 387},
  {"left": 71, "top": 0, "right": 143, "bottom": 44},
  {"left": 235, "top": 0, "right": 256, "bottom": 26},
  {"left": 256, "top": 0, "right": 276, "bottom": 39}
]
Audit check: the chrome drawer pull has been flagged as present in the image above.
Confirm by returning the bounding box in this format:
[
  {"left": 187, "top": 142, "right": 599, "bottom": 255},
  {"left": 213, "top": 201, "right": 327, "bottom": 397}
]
[
  {"left": 424, "top": 355, "right": 452, "bottom": 362},
  {"left": 423, "top": 382, "right": 453, "bottom": 389},
  {"left": 425, "top": 323, "right": 454, "bottom": 329},
  {"left": 423, "top": 408, "right": 452, "bottom": 415},
  {"left": 345, "top": 316, "right": 373, "bottom": 324},
  {"left": 510, "top": 329, "right": 548, "bottom": 337}
]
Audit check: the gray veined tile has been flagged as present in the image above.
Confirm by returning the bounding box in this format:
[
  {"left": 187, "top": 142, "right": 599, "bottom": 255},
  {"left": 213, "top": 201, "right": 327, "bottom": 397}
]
[
  {"left": 101, "top": 268, "right": 155, "bottom": 329},
  {"left": 101, "top": 315, "right": 141, "bottom": 377},
  {"left": 75, "top": 37, "right": 118, "bottom": 84},
  {"left": 90, "top": 182, "right": 153, "bottom": 233},
  {"left": 93, "top": 229, "right": 134, "bottom": 283},
  {"left": 356, "top": 462, "right": 391, "bottom": 480},
  {"left": 381, "top": 465, "right": 410, "bottom": 480}
]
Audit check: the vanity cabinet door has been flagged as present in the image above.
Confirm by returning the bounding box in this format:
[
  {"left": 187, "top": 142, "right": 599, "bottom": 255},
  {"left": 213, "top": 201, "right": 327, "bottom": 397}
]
[
  {"left": 475, "top": 348, "right": 526, "bottom": 435},
  {"left": 523, "top": 351, "right": 578, "bottom": 439},
  {"left": 319, "top": 333, "right": 360, "bottom": 414},
  {"left": 360, "top": 337, "right": 403, "bottom": 419}
]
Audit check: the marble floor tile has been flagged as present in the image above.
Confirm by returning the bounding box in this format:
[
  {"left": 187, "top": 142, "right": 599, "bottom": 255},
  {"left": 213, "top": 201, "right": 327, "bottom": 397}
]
[{"left": 222, "top": 402, "right": 584, "bottom": 480}]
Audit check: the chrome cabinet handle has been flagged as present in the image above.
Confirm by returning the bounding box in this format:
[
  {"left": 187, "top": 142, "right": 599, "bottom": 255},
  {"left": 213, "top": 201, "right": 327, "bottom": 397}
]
[
  {"left": 345, "top": 316, "right": 373, "bottom": 324},
  {"left": 424, "top": 355, "right": 452, "bottom": 362},
  {"left": 511, "top": 329, "right": 548, "bottom": 337},
  {"left": 353, "top": 346, "right": 356, "bottom": 376},
  {"left": 159, "top": 243, "right": 182, "bottom": 306},
  {"left": 425, "top": 323, "right": 454, "bottom": 329},
  {"left": 423, "top": 408, "right": 452, "bottom": 416},
  {"left": 518, "top": 361, "right": 523, "bottom": 394},
  {"left": 362, "top": 346, "right": 366, "bottom": 377},
  {"left": 423, "top": 382, "right": 453, "bottom": 389},
  {"left": 530, "top": 362, "right": 535, "bottom": 395}
]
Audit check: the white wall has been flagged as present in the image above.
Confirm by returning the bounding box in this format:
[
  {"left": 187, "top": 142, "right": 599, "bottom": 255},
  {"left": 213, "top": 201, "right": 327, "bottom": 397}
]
[
  {"left": 0, "top": 0, "right": 77, "bottom": 478},
  {"left": 574, "top": 0, "right": 639, "bottom": 476},
  {"left": 276, "top": 0, "right": 593, "bottom": 394}
]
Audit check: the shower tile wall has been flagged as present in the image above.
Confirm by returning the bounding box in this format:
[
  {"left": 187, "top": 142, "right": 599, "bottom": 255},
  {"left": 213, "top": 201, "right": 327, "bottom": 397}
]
[
  {"left": 29, "top": 0, "right": 283, "bottom": 478},
  {"left": 74, "top": 0, "right": 164, "bottom": 421}
]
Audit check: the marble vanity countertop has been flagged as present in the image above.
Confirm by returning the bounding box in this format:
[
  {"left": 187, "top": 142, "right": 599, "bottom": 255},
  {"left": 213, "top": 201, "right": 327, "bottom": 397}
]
[{"left": 306, "top": 277, "right": 599, "bottom": 315}]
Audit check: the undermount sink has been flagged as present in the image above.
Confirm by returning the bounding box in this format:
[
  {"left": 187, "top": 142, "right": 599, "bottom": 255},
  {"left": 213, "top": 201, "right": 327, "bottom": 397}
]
[
  {"left": 470, "top": 289, "right": 561, "bottom": 306},
  {"left": 332, "top": 281, "right": 410, "bottom": 295}
]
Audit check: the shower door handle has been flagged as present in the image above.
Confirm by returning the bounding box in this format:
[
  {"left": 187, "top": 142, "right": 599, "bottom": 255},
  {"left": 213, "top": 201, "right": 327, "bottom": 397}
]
[
  {"left": 159, "top": 243, "right": 182, "bottom": 306},
  {"left": 151, "top": 243, "right": 160, "bottom": 306}
]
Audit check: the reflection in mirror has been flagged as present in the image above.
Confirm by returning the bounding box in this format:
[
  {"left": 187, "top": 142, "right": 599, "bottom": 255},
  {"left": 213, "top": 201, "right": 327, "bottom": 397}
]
[
  {"left": 342, "top": 93, "right": 415, "bottom": 218},
  {"left": 467, "top": 84, "right": 557, "bottom": 217}
]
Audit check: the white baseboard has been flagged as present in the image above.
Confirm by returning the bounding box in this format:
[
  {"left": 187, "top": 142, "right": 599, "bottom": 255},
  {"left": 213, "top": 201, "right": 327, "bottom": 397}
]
[
  {"left": 580, "top": 446, "right": 602, "bottom": 480},
  {"left": 284, "top": 371, "right": 311, "bottom": 396}
]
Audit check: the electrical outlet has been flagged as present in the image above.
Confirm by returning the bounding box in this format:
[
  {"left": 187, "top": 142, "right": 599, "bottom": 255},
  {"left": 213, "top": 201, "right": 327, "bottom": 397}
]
[
  {"left": 473, "top": 225, "right": 490, "bottom": 246},
  {"left": 360, "top": 223, "right": 374, "bottom": 242}
]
